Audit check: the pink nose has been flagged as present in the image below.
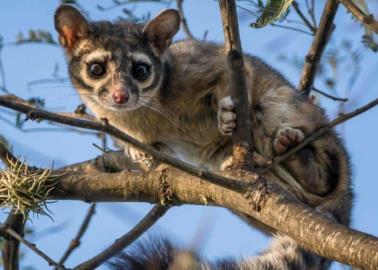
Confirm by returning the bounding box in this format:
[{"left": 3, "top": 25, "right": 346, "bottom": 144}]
[{"left": 112, "top": 91, "right": 129, "bottom": 104}]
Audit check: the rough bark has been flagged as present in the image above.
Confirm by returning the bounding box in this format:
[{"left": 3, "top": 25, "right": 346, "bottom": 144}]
[
  {"left": 1, "top": 96, "right": 378, "bottom": 268},
  {"left": 219, "top": 0, "right": 254, "bottom": 166},
  {"left": 46, "top": 165, "right": 378, "bottom": 270}
]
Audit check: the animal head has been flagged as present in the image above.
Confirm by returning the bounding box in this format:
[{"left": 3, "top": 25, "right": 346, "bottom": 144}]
[{"left": 54, "top": 5, "right": 180, "bottom": 111}]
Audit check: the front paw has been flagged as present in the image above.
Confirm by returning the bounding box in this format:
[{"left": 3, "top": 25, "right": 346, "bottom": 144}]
[
  {"left": 274, "top": 127, "right": 304, "bottom": 154},
  {"left": 126, "top": 146, "right": 154, "bottom": 170},
  {"left": 217, "top": 96, "right": 236, "bottom": 136}
]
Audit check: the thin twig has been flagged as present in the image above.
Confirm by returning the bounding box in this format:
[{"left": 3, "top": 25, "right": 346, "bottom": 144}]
[
  {"left": 176, "top": 0, "right": 195, "bottom": 39},
  {"left": 0, "top": 94, "right": 377, "bottom": 192},
  {"left": 1, "top": 212, "right": 25, "bottom": 270},
  {"left": 298, "top": 0, "right": 339, "bottom": 96},
  {"left": 0, "top": 86, "right": 9, "bottom": 93},
  {"left": 292, "top": 1, "right": 317, "bottom": 33},
  {"left": 219, "top": 0, "right": 254, "bottom": 166},
  {"left": 92, "top": 143, "right": 108, "bottom": 153},
  {"left": 0, "top": 143, "right": 18, "bottom": 167},
  {"left": 57, "top": 203, "right": 97, "bottom": 267},
  {"left": 312, "top": 87, "right": 348, "bottom": 102},
  {"left": 0, "top": 225, "right": 66, "bottom": 270},
  {"left": 339, "top": 0, "right": 378, "bottom": 33},
  {"left": 72, "top": 204, "right": 169, "bottom": 270},
  {"left": 0, "top": 94, "right": 250, "bottom": 194},
  {"left": 1, "top": 94, "right": 378, "bottom": 269},
  {"left": 259, "top": 97, "right": 378, "bottom": 173},
  {"left": 0, "top": 46, "right": 7, "bottom": 90},
  {"left": 310, "top": 0, "right": 317, "bottom": 25},
  {"left": 270, "top": 23, "right": 313, "bottom": 35}
]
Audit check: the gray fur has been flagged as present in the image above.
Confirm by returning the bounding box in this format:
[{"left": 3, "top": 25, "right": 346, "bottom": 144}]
[
  {"left": 109, "top": 236, "right": 328, "bottom": 270},
  {"left": 55, "top": 5, "right": 353, "bottom": 270}
]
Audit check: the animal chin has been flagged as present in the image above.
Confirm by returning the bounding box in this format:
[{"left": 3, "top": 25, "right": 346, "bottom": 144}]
[{"left": 101, "top": 102, "right": 140, "bottom": 112}]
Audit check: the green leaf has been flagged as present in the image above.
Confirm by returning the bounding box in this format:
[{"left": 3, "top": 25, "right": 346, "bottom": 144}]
[
  {"left": 16, "top": 30, "right": 57, "bottom": 45},
  {"left": 250, "top": 0, "right": 294, "bottom": 28},
  {"left": 352, "top": 0, "right": 378, "bottom": 52}
]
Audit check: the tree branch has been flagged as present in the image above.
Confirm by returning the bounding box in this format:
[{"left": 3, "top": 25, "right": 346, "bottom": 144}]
[
  {"left": 219, "top": 0, "right": 254, "bottom": 166},
  {"left": 0, "top": 225, "right": 66, "bottom": 270},
  {"left": 72, "top": 204, "right": 169, "bottom": 270},
  {"left": 1, "top": 94, "right": 378, "bottom": 268},
  {"left": 260, "top": 97, "right": 378, "bottom": 173},
  {"left": 0, "top": 142, "right": 18, "bottom": 168},
  {"left": 2, "top": 95, "right": 376, "bottom": 185},
  {"left": 57, "top": 203, "right": 97, "bottom": 267},
  {"left": 312, "top": 86, "right": 348, "bottom": 102},
  {"left": 0, "top": 94, "right": 251, "bottom": 194},
  {"left": 61, "top": 150, "right": 140, "bottom": 173},
  {"left": 298, "top": 0, "right": 339, "bottom": 95},
  {"left": 339, "top": 0, "right": 378, "bottom": 34},
  {"left": 46, "top": 166, "right": 378, "bottom": 270},
  {"left": 292, "top": 1, "right": 317, "bottom": 33},
  {"left": 1, "top": 212, "right": 25, "bottom": 270},
  {"left": 176, "top": 0, "right": 195, "bottom": 39}
]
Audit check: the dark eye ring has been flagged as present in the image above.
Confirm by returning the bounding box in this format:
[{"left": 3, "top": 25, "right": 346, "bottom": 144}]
[
  {"left": 131, "top": 62, "right": 150, "bottom": 81},
  {"left": 88, "top": 62, "right": 106, "bottom": 78}
]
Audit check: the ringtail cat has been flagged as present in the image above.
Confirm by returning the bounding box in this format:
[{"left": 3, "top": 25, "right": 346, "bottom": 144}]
[{"left": 54, "top": 5, "right": 353, "bottom": 270}]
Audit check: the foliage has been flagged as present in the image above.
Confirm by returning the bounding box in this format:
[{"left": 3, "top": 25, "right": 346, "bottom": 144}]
[
  {"left": 16, "top": 30, "right": 57, "bottom": 45},
  {"left": 0, "top": 157, "right": 60, "bottom": 218},
  {"left": 250, "top": 0, "right": 294, "bottom": 28}
]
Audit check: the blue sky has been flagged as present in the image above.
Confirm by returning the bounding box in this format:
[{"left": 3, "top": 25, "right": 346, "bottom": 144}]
[{"left": 0, "top": 1, "right": 377, "bottom": 269}]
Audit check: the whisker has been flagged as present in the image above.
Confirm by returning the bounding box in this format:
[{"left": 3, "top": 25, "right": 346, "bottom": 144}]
[
  {"left": 138, "top": 101, "right": 180, "bottom": 128},
  {"left": 140, "top": 100, "right": 179, "bottom": 123},
  {"left": 139, "top": 96, "right": 178, "bottom": 119},
  {"left": 145, "top": 101, "right": 177, "bottom": 119}
]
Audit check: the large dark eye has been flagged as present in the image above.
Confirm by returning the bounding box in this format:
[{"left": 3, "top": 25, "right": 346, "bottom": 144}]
[
  {"left": 131, "top": 62, "right": 150, "bottom": 81},
  {"left": 88, "top": 62, "right": 106, "bottom": 78}
]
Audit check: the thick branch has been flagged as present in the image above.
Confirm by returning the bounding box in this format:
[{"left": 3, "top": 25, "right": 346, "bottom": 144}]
[
  {"left": 1, "top": 95, "right": 378, "bottom": 268},
  {"left": 298, "top": 0, "right": 339, "bottom": 95},
  {"left": 72, "top": 204, "right": 169, "bottom": 270},
  {"left": 219, "top": 0, "right": 254, "bottom": 165},
  {"left": 339, "top": 0, "right": 378, "bottom": 33},
  {"left": 48, "top": 167, "right": 378, "bottom": 270},
  {"left": 61, "top": 150, "right": 139, "bottom": 173}
]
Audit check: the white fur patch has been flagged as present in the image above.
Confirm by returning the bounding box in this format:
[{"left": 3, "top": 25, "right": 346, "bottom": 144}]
[
  {"left": 84, "top": 49, "right": 111, "bottom": 64},
  {"left": 79, "top": 49, "right": 113, "bottom": 90},
  {"left": 130, "top": 52, "right": 153, "bottom": 65}
]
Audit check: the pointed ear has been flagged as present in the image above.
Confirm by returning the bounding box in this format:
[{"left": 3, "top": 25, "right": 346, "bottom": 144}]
[
  {"left": 142, "top": 9, "right": 181, "bottom": 54},
  {"left": 54, "top": 5, "right": 90, "bottom": 52}
]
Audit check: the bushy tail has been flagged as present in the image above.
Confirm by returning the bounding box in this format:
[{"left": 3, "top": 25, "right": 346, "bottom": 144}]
[{"left": 108, "top": 235, "right": 330, "bottom": 270}]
